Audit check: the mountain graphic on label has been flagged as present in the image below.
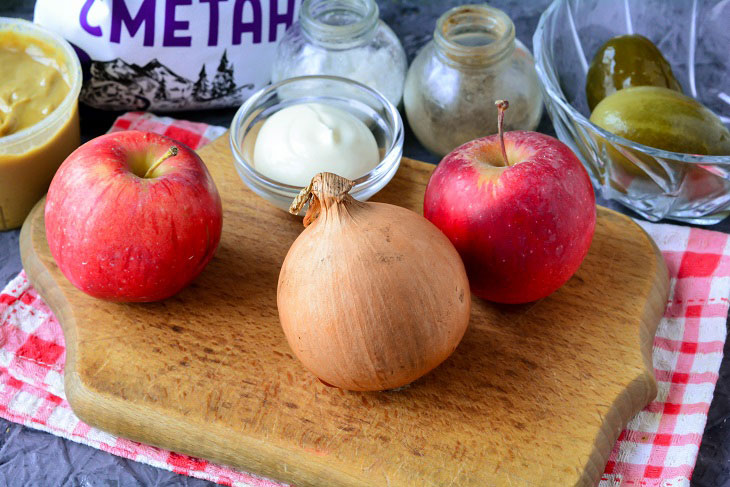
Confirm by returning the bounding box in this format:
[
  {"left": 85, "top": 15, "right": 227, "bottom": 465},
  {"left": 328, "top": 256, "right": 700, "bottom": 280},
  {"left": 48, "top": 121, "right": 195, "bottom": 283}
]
[{"left": 81, "top": 50, "right": 253, "bottom": 111}]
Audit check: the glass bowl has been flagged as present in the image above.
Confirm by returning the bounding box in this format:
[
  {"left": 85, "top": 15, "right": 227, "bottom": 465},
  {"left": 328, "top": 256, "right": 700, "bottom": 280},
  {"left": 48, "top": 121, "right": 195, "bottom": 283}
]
[
  {"left": 534, "top": 0, "right": 730, "bottom": 224},
  {"left": 229, "top": 75, "right": 403, "bottom": 212}
]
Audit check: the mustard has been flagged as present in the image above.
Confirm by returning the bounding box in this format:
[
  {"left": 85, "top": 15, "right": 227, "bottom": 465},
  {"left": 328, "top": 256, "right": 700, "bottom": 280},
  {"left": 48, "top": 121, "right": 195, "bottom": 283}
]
[
  {"left": 0, "top": 30, "right": 70, "bottom": 136},
  {"left": 0, "top": 28, "right": 79, "bottom": 230}
]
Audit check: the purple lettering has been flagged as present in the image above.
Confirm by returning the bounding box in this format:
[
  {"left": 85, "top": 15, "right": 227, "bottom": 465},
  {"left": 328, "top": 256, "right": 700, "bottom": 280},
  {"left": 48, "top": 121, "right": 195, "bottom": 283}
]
[
  {"left": 268, "top": 0, "right": 295, "bottom": 42},
  {"left": 110, "top": 0, "right": 156, "bottom": 46},
  {"left": 201, "top": 0, "right": 228, "bottom": 46},
  {"left": 163, "top": 0, "right": 192, "bottom": 47},
  {"left": 80, "top": 0, "right": 102, "bottom": 37},
  {"left": 233, "top": 0, "right": 262, "bottom": 45}
]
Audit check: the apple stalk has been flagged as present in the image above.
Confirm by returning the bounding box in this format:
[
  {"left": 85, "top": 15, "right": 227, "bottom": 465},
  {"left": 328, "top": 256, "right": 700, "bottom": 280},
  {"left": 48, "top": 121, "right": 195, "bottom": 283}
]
[
  {"left": 495, "top": 100, "right": 510, "bottom": 167},
  {"left": 144, "top": 146, "right": 179, "bottom": 179}
]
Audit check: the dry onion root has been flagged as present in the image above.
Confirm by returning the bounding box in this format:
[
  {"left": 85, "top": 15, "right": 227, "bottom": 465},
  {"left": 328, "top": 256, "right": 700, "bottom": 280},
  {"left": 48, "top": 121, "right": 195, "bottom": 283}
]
[{"left": 277, "top": 173, "right": 471, "bottom": 391}]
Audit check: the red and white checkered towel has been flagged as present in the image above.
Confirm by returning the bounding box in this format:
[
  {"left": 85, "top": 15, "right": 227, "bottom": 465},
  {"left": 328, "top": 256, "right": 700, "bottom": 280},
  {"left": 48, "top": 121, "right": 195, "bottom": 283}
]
[
  {"left": 600, "top": 221, "right": 730, "bottom": 487},
  {"left": 1, "top": 113, "right": 728, "bottom": 486},
  {"left": 0, "top": 113, "right": 283, "bottom": 487}
]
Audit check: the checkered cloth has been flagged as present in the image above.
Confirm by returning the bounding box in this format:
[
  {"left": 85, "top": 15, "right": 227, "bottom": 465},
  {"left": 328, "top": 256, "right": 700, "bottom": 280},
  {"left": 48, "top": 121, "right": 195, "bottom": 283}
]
[
  {"left": 108, "top": 111, "right": 227, "bottom": 149},
  {"left": 599, "top": 222, "right": 730, "bottom": 487},
  {"left": 1, "top": 113, "right": 728, "bottom": 486},
  {"left": 0, "top": 113, "right": 283, "bottom": 487}
]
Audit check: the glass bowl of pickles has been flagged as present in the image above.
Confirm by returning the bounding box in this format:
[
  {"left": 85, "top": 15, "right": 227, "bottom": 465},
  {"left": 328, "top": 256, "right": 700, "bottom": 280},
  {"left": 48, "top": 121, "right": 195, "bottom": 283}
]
[{"left": 534, "top": 0, "right": 730, "bottom": 224}]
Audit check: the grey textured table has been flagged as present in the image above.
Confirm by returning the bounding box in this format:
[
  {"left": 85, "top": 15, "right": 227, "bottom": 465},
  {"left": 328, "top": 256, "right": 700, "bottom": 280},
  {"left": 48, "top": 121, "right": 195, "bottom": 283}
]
[{"left": 2, "top": 1, "right": 730, "bottom": 486}]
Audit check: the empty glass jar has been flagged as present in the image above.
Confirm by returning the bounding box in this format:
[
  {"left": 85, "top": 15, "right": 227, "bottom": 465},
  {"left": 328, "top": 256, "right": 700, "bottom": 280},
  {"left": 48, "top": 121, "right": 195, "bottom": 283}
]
[
  {"left": 271, "top": 0, "right": 407, "bottom": 106},
  {"left": 404, "top": 4, "right": 543, "bottom": 157}
]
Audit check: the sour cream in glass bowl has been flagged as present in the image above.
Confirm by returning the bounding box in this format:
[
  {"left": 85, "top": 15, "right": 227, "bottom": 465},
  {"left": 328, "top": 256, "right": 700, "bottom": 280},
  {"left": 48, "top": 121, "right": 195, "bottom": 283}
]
[{"left": 230, "top": 75, "right": 403, "bottom": 212}]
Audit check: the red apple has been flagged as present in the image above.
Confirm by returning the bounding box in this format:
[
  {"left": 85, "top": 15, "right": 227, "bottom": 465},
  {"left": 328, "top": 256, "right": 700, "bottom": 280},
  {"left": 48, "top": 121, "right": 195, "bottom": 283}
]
[
  {"left": 424, "top": 101, "right": 595, "bottom": 304},
  {"left": 45, "top": 130, "right": 223, "bottom": 302}
]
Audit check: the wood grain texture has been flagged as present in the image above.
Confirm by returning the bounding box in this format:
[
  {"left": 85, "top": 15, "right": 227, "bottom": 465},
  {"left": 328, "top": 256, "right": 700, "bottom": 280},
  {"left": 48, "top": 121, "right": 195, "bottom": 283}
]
[{"left": 20, "top": 133, "right": 669, "bottom": 487}]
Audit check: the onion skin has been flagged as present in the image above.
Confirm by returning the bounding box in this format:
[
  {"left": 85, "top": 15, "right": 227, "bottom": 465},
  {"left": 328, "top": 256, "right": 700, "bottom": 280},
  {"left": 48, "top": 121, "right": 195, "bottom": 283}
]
[{"left": 277, "top": 173, "right": 471, "bottom": 391}]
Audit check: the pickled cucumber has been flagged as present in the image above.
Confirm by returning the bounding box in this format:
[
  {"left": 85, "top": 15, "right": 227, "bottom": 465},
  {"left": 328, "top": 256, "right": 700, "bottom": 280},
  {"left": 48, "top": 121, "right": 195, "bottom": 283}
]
[
  {"left": 586, "top": 34, "right": 681, "bottom": 111},
  {"left": 590, "top": 86, "right": 730, "bottom": 155}
]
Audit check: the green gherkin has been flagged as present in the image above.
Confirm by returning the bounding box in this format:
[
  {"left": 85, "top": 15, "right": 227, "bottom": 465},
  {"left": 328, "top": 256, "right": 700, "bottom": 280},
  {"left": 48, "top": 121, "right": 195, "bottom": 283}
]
[
  {"left": 590, "top": 86, "right": 730, "bottom": 156},
  {"left": 586, "top": 34, "right": 682, "bottom": 111}
]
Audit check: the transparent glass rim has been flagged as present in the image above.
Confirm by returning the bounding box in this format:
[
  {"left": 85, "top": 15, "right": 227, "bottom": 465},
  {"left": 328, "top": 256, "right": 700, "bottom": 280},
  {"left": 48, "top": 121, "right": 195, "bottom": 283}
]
[
  {"left": 434, "top": 4, "right": 515, "bottom": 67},
  {"left": 300, "top": 0, "right": 379, "bottom": 46},
  {"left": 533, "top": 0, "right": 730, "bottom": 165},
  {"left": 0, "top": 17, "right": 82, "bottom": 150},
  {"left": 229, "top": 74, "right": 404, "bottom": 195}
]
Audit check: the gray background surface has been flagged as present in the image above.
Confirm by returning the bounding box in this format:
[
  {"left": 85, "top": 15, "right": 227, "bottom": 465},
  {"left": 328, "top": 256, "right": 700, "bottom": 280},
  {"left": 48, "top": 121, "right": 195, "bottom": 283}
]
[{"left": 1, "top": 0, "right": 730, "bottom": 485}]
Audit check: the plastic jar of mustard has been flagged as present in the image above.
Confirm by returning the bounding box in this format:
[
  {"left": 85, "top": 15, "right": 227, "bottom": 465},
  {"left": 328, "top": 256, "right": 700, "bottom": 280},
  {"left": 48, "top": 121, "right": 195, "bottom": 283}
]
[{"left": 0, "top": 18, "right": 81, "bottom": 231}]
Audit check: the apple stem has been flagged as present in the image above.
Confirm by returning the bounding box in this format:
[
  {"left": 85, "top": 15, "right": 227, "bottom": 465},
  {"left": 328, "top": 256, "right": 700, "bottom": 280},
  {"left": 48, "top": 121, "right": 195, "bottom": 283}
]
[
  {"left": 495, "top": 100, "right": 510, "bottom": 167},
  {"left": 143, "top": 146, "right": 178, "bottom": 179}
]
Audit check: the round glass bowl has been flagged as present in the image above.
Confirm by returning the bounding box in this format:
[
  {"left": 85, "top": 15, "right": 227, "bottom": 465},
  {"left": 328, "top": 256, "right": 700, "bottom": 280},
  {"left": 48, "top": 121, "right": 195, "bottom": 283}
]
[
  {"left": 229, "top": 75, "right": 403, "bottom": 211},
  {"left": 0, "top": 18, "right": 82, "bottom": 230},
  {"left": 534, "top": 0, "right": 730, "bottom": 224}
]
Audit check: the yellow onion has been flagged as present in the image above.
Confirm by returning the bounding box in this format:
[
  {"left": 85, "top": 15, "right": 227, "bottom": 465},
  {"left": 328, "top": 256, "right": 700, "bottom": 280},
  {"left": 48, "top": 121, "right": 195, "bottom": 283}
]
[{"left": 277, "top": 173, "right": 471, "bottom": 391}]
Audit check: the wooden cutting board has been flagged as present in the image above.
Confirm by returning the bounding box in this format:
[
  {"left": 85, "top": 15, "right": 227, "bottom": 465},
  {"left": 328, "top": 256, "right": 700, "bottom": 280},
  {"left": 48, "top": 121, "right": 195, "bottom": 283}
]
[{"left": 20, "top": 133, "right": 669, "bottom": 487}]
